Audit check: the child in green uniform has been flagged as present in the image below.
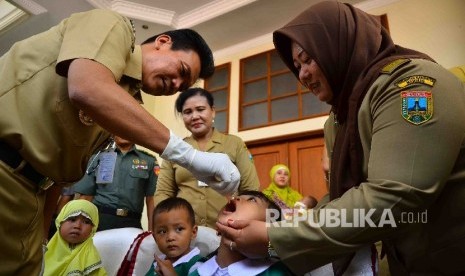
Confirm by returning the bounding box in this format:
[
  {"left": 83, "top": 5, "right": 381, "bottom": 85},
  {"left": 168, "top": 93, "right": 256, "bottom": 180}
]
[
  {"left": 145, "top": 197, "right": 201, "bottom": 276},
  {"left": 157, "top": 191, "right": 293, "bottom": 275}
]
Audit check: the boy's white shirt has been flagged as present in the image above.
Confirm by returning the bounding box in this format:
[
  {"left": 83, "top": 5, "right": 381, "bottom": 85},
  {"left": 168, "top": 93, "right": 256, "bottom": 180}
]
[
  {"left": 195, "top": 256, "right": 278, "bottom": 276},
  {"left": 153, "top": 247, "right": 201, "bottom": 269}
]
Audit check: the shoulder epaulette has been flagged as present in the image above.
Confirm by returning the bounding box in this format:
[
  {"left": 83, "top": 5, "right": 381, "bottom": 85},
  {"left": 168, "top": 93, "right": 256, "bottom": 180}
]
[{"left": 381, "top": 58, "right": 411, "bottom": 74}]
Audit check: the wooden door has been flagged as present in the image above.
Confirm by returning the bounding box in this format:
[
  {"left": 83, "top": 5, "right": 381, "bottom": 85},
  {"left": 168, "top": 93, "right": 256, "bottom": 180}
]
[
  {"left": 248, "top": 143, "right": 288, "bottom": 191},
  {"left": 289, "top": 137, "right": 327, "bottom": 200},
  {"left": 248, "top": 135, "right": 328, "bottom": 201}
]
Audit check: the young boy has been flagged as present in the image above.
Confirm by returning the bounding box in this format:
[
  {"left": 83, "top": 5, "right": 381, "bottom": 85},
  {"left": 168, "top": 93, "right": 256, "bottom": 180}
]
[
  {"left": 44, "top": 199, "right": 106, "bottom": 276},
  {"left": 146, "top": 197, "right": 201, "bottom": 276},
  {"left": 157, "top": 191, "right": 293, "bottom": 275}
]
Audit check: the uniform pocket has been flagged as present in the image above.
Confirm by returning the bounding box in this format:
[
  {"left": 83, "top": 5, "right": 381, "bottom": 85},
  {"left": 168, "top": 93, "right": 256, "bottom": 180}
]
[
  {"left": 129, "top": 168, "right": 149, "bottom": 179},
  {"left": 55, "top": 97, "right": 103, "bottom": 147}
]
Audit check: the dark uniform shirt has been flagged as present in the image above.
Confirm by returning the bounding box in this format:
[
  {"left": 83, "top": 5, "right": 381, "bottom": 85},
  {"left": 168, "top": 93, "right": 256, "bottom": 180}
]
[{"left": 74, "top": 145, "right": 158, "bottom": 229}]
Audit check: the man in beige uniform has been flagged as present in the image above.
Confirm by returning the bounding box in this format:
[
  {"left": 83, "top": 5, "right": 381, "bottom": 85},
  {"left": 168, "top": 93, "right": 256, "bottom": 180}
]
[
  {"left": 0, "top": 9, "right": 240, "bottom": 275},
  {"left": 217, "top": 2, "right": 465, "bottom": 275}
]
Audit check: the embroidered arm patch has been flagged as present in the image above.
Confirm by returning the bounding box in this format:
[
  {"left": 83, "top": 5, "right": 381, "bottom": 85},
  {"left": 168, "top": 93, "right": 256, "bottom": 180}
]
[{"left": 401, "top": 91, "right": 433, "bottom": 125}]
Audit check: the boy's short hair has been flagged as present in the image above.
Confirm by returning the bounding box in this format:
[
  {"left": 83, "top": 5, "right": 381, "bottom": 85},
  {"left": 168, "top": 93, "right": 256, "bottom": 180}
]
[
  {"left": 142, "top": 29, "right": 214, "bottom": 79},
  {"left": 153, "top": 197, "right": 196, "bottom": 226},
  {"left": 237, "top": 190, "right": 282, "bottom": 221}
]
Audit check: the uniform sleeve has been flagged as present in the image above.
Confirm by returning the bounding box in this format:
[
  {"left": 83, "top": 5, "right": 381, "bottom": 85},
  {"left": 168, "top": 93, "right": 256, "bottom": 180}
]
[
  {"left": 231, "top": 136, "right": 260, "bottom": 192},
  {"left": 145, "top": 156, "right": 158, "bottom": 196},
  {"left": 72, "top": 171, "right": 97, "bottom": 195},
  {"left": 268, "top": 61, "right": 465, "bottom": 274},
  {"left": 56, "top": 9, "right": 134, "bottom": 80},
  {"left": 153, "top": 159, "right": 178, "bottom": 207}
]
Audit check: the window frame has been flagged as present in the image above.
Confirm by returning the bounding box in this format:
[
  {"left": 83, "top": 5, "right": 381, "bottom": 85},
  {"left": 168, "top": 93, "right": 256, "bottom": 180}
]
[
  {"left": 204, "top": 62, "right": 231, "bottom": 133},
  {"left": 238, "top": 49, "right": 329, "bottom": 131}
]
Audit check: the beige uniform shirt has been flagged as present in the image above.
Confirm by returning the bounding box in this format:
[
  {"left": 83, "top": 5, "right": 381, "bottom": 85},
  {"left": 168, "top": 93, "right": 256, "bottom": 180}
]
[
  {"left": 269, "top": 59, "right": 465, "bottom": 275},
  {"left": 0, "top": 9, "right": 142, "bottom": 183},
  {"left": 154, "top": 129, "right": 260, "bottom": 228}
]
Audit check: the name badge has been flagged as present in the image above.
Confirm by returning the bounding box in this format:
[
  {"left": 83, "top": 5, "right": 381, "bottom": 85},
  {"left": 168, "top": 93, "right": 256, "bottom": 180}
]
[{"left": 96, "top": 151, "right": 117, "bottom": 183}]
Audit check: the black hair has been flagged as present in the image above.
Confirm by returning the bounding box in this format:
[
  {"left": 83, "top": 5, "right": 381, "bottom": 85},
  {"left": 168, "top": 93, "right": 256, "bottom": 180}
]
[
  {"left": 153, "top": 197, "right": 196, "bottom": 226},
  {"left": 142, "top": 29, "right": 214, "bottom": 79},
  {"left": 237, "top": 190, "right": 282, "bottom": 221},
  {"left": 175, "top": 87, "right": 214, "bottom": 114}
]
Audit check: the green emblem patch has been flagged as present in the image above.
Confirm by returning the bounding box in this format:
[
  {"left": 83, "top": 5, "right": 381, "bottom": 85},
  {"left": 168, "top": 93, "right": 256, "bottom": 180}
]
[{"left": 401, "top": 91, "right": 433, "bottom": 125}]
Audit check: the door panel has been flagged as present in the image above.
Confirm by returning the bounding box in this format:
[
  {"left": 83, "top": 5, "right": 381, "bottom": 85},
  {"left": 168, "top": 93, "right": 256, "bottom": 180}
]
[
  {"left": 248, "top": 136, "right": 328, "bottom": 201},
  {"left": 248, "top": 143, "right": 288, "bottom": 190},
  {"left": 289, "top": 138, "right": 327, "bottom": 200}
]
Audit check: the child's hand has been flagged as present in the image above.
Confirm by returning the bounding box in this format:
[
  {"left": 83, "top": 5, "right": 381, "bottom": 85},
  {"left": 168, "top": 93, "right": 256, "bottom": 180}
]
[{"left": 154, "top": 255, "right": 177, "bottom": 276}]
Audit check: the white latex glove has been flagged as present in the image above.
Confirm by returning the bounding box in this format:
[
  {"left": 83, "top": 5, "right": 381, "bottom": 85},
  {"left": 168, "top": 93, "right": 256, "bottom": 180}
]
[{"left": 161, "top": 130, "right": 240, "bottom": 196}]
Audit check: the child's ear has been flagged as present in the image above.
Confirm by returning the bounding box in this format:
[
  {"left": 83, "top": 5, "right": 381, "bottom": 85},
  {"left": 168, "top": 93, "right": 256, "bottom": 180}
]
[
  {"left": 154, "top": 34, "right": 172, "bottom": 50},
  {"left": 192, "top": 225, "right": 198, "bottom": 239}
]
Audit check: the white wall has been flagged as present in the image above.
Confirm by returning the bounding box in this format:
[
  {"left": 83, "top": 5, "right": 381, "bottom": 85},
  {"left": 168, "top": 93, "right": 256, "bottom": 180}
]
[{"left": 367, "top": 0, "right": 465, "bottom": 69}]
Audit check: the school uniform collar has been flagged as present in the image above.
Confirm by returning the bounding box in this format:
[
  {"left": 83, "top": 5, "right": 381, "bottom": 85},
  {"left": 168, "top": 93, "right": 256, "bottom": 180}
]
[
  {"left": 173, "top": 247, "right": 200, "bottom": 266},
  {"left": 196, "top": 256, "right": 277, "bottom": 276},
  {"left": 122, "top": 45, "right": 142, "bottom": 80},
  {"left": 155, "top": 247, "right": 200, "bottom": 269}
]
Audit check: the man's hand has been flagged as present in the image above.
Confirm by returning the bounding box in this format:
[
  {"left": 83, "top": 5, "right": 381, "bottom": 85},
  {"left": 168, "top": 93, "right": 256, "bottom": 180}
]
[
  {"left": 216, "top": 219, "right": 269, "bottom": 259},
  {"left": 188, "top": 150, "right": 240, "bottom": 195},
  {"left": 161, "top": 131, "right": 240, "bottom": 196}
]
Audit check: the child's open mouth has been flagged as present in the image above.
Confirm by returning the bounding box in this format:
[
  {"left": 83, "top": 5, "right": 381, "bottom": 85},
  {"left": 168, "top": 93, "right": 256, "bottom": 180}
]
[{"left": 223, "top": 199, "right": 236, "bottom": 213}]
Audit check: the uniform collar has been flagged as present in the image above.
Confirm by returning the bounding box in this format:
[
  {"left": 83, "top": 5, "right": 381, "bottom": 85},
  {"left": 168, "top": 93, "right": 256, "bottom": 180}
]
[
  {"left": 210, "top": 128, "right": 223, "bottom": 144},
  {"left": 185, "top": 128, "right": 224, "bottom": 151},
  {"left": 122, "top": 45, "right": 142, "bottom": 81},
  {"left": 155, "top": 247, "right": 200, "bottom": 269},
  {"left": 116, "top": 144, "right": 137, "bottom": 155}
]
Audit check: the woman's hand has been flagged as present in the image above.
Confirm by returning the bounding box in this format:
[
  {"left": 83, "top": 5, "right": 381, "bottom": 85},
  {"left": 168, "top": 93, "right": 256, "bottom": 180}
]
[{"left": 216, "top": 219, "right": 269, "bottom": 259}]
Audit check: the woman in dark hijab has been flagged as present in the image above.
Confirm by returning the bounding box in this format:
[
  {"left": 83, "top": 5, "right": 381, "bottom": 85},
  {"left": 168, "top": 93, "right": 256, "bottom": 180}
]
[{"left": 217, "top": 1, "right": 465, "bottom": 275}]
